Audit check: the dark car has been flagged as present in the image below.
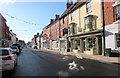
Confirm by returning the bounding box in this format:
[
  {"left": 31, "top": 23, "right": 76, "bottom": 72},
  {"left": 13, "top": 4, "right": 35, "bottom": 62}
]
[
  {"left": 10, "top": 46, "right": 20, "bottom": 55},
  {"left": 34, "top": 46, "right": 38, "bottom": 49},
  {"left": 12, "top": 44, "right": 22, "bottom": 53}
]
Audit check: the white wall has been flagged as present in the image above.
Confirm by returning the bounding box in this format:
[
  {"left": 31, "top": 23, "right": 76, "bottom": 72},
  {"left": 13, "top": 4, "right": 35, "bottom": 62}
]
[
  {"left": 41, "top": 37, "right": 44, "bottom": 48},
  {"left": 105, "top": 22, "right": 120, "bottom": 50},
  {"left": 36, "top": 37, "right": 39, "bottom": 48}
]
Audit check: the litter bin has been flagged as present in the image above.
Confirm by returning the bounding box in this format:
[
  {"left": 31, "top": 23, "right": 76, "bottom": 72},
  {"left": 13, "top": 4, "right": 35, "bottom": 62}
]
[{"left": 105, "top": 48, "right": 111, "bottom": 57}]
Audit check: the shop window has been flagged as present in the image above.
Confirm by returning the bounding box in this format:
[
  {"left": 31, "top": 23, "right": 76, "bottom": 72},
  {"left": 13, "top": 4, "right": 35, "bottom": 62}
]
[{"left": 86, "top": 38, "right": 96, "bottom": 51}]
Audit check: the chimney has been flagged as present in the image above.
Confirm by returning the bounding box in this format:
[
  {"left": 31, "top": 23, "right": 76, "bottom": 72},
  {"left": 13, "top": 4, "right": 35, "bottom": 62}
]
[
  {"left": 37, "top": 33, "right": 39, "bottom": 36},
  {"left": 66, "top": 0, "right": 73, "bottom": 9},
  {"left": 50, "top": 19, "right": 54, "bottom": 24},
  {"left": 55, "top": 15, "right": 59, "bottom": 20},
  {"left": 10, "top": 30, "right": 12, "bottom": 32}
]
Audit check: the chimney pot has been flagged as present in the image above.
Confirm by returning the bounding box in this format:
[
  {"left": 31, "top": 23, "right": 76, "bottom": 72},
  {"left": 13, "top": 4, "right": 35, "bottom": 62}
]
[
  {"left": 55, "top": 15, "right": 59, "bottom": 20},
  {"left": 50, "top": 19, "right": 54, "bottom": 24},
  {"left": 66, "top": 0, "right": 73, "bottom": 9}
]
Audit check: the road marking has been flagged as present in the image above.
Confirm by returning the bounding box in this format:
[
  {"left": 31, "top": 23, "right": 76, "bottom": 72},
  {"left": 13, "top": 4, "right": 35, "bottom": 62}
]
[
  {"left": 68, "top": 61, "right": 79, "bottom": 71},
  {"left": 80, "top": 66, "right": 85, "bottom": 70}
]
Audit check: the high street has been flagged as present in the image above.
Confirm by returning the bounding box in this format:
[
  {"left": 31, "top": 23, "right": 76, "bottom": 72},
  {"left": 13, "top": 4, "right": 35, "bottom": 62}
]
[{"left": 2, "top": 47, "right": 119, "bottom": 77}]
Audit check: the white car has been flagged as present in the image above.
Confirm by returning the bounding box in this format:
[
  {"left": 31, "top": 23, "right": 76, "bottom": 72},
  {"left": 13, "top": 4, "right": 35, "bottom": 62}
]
[{"left": 0, "top": 48, "right": 17, "bottom": 71}]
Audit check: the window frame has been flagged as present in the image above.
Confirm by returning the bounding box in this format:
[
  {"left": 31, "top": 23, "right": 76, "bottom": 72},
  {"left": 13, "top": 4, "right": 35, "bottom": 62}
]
[
  {"left": 115, "top": 33, "right": 120, "bottom": 48},
  {"left": 84, "top": 15, "right": 93, "bottom": 29},
  {"left": 86, "top": 0, "right": 92, "bottom": 13},
  {"left": 115, "top": 5, "right": 120, "bottom": 21}
]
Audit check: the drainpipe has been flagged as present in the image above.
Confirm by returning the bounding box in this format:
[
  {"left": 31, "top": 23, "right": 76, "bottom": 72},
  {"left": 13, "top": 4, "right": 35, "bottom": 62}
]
[{"left": 101, "top": 0, "right": 105, "bottom": 56}]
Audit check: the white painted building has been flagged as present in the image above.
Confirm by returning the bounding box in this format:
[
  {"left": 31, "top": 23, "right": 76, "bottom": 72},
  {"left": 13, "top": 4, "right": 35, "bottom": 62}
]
[
  {"left": 40, "top": 37, "right": 44, "bottom": 48},
  {"left": 105, "top": 21, "right": 120, "bottom": 52},
  {"left": 105, "top": 1, "right": 120, "bottom": 53},
  {"left": 36, "top": 36, "right": 40, "bottom": 49}
]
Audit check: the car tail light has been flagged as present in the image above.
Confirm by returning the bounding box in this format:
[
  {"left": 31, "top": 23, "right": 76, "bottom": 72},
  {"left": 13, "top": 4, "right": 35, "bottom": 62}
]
[{"left": 2, "top": 56, "right": 12, "bottom": 60}]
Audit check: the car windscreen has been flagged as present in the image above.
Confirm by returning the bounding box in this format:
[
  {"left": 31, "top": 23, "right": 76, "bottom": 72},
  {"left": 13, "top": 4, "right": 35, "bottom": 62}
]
[
  {"left": 0, "top": 50, "right": 9, "bottom": 56},
  {"left": 11, "top": 47, "right": 17, "bottom": 49},
  {"left": 12, "top": 44, "right": 20, "bottom": 48}
]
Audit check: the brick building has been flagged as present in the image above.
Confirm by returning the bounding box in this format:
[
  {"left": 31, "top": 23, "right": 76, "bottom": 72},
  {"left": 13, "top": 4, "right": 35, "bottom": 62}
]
[
  {"left": 103, "top": 2, "right": 115, "bottom": 25},
  {"left": 50, "top": 15, "right": 60, "bottom": 50},
  {"left": 59, "top": 0, "right": 73, "bottom": 52},
  {"left": 0, "top": 13, "right": 10, "bottom": 47},
  {"left": 104, "top": 1, "right": 120, "bottom": 53},
  {"left": 41, "top": 19, "right": 53, "bottom": 49}
]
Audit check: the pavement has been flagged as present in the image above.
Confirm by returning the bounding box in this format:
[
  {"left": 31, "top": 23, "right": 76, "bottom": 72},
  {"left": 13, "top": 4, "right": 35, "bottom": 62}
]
[{"left": 39, "top": 48, "right": 120, "bottom": 64}]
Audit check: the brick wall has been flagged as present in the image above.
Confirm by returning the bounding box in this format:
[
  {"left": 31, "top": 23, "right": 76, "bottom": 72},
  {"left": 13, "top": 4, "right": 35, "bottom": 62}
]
[
  {"left": 0, "top": 14, "right": 9, "bottom": 40},
  {"left": 0, "top": 14, "right": 2, "bottom": 39},
  {"left": 42, "top": 25, "right": 51, "bottom": 41},
  {"left": 103, "top": 2, "right": 115, "bottom": 25},
  {"left": 60, "top": 16, "right": 68, "bottom": 37}
]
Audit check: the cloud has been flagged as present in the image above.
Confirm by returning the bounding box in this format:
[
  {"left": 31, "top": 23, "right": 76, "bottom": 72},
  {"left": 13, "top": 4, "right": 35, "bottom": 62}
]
[{"left": 0, "top": 0, "right": 16, "bottom": 4}]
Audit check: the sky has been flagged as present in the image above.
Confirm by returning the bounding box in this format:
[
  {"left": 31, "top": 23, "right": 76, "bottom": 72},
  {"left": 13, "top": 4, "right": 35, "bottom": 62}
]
[{"left": 0, "top": 0, "right": 71, "bottom": 43}]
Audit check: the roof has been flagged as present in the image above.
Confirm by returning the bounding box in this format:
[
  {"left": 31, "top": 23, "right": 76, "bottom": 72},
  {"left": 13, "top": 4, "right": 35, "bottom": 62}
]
[
  {"left": 69, "top": 2, "right": 86, "bottom": 14},
  {"left": 60, "top": 4, "right": 75, "bottom": 18},
  {"left": 60, "top": 2, "right": 86, "bottom": 19}
]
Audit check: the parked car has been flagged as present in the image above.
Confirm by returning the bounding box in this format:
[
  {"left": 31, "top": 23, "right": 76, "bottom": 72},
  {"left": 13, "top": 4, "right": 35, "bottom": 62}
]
[
  {"left": 10, "top": 46, "right": 20, "bottom": 56},
  {"left": 12, "top": 44, "right": 22, "bottom": 53},
  {"left": 0, "top": 48, "right": 17, "bottom": 71},
  {"left": 32, "top": 45, "right": 38, "bottom": 49}
]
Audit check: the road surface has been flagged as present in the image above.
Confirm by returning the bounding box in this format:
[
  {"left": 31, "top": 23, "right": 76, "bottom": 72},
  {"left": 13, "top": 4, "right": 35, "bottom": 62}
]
[{"left": 2, "top": 47, "right": 119, "bottom": 77}]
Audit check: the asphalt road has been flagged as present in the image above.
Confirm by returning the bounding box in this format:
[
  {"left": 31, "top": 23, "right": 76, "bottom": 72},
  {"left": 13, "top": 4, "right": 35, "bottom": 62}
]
[{"left": 2, "top": 47, "right": 119, "bottom": 77}]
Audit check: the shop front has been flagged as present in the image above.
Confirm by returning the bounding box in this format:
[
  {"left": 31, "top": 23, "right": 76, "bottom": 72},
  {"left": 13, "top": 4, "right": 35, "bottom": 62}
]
[{"left": 69, "top": 30, "right": 103, "bottom": 55}]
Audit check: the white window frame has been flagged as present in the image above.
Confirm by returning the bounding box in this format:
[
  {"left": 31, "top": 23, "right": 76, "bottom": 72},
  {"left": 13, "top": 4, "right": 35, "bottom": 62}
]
[
  {"left": 115, "top": 5, "right": 120, "bottom": 21},
  {"left": 86, "top": 0, "right": 92, "bottom": 13},
  {"left": 84, "top": 15, "right": 93, "bottom": 29}
]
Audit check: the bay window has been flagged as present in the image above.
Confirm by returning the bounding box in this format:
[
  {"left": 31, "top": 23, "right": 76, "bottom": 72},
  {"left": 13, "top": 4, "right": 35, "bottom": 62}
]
[{"left": 85, "top": 15, "right": 93, "bottom": 29}]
